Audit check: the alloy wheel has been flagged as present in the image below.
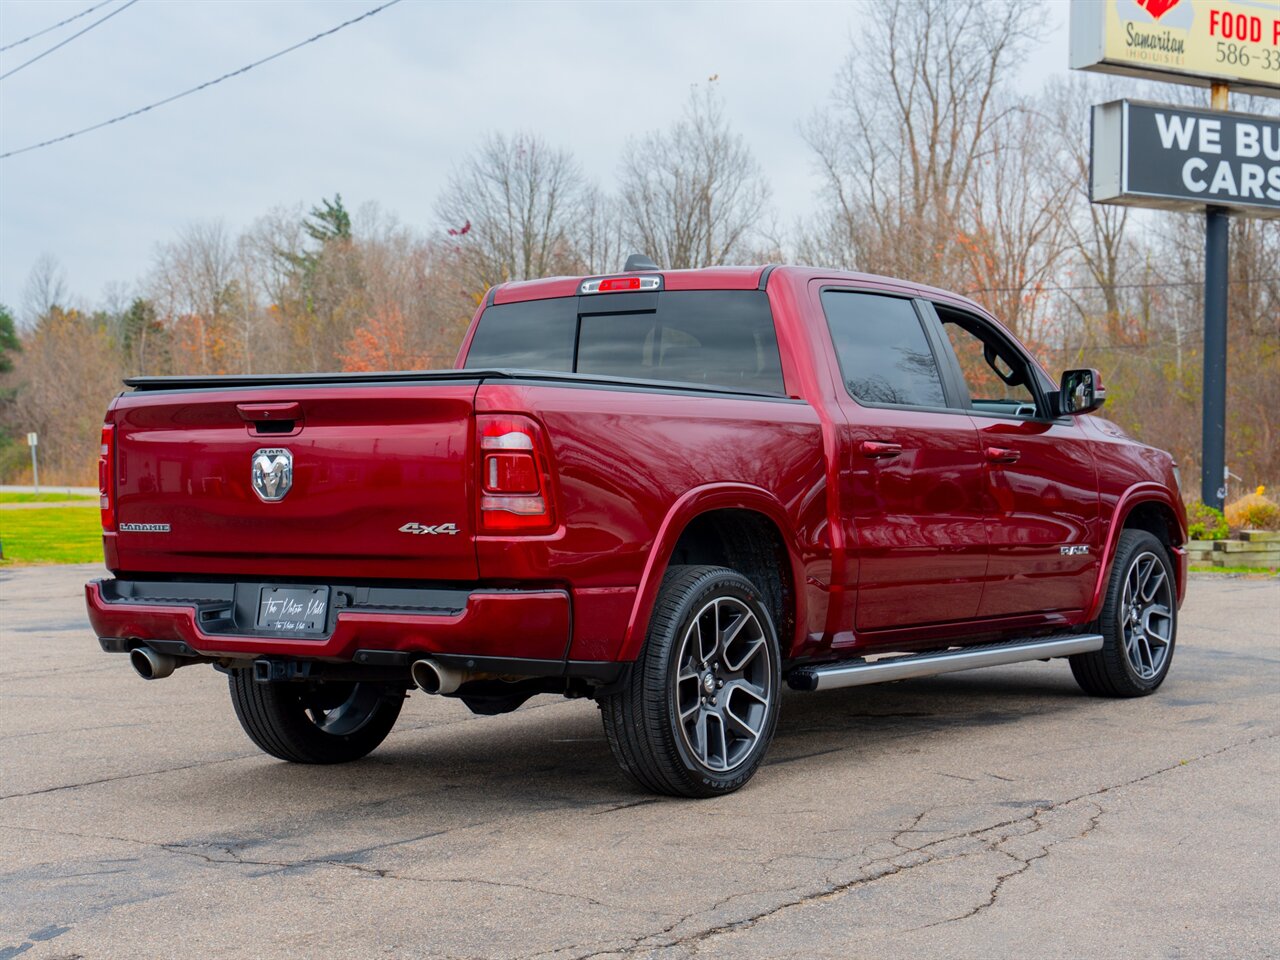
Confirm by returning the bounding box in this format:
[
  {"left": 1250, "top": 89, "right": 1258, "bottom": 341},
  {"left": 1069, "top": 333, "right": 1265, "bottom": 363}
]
[
  {"left": 673, "top": 596, "right": 773, "bottom": 773},
  {"left": 1121, "top": 550, "right": 1174, "bottom": 681}
]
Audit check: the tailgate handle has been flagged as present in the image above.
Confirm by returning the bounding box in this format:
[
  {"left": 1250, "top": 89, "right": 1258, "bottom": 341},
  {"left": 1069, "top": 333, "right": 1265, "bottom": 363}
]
[{"left": 237, "top": 402, "right": 301, "bottom": 422}]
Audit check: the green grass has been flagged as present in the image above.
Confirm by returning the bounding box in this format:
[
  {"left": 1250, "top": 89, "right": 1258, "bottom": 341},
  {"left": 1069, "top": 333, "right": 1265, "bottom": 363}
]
[
  {"left": 0, "top": 507, "right": 104, "bottom": 565},
  {"left": 0, "top": 492, "right": 95, "bottom": 503}
]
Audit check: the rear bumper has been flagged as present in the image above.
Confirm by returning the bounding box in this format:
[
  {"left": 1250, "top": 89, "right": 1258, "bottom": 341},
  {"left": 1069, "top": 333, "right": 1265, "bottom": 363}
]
[{"left": 86, "top": 577, "right": 580, "bottom": 667}]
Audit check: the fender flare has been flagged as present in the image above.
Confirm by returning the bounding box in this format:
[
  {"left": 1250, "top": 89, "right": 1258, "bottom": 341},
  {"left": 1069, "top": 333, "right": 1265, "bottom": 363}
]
[
  {"left": 1086, "top": 482, "right": 1186, "bottom": 621},
  {"left": 619, "top": 483, "right": 806, "bottom": 662}
]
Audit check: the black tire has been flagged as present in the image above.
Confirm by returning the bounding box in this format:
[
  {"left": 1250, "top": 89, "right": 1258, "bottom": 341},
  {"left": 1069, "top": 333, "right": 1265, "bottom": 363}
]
[
  {"left": 600, "top": 565, "right": 782, "bottom": 798},
  {"left": 1070, "top": 529, "right": 1178, "bottom": 698},
  {"left": 228, "top": 670, "right": 405, "bottom": 764}
]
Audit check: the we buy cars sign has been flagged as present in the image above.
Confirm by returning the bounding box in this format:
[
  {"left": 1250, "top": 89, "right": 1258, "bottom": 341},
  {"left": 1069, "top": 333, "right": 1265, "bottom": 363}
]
[{"left": 1091, "top": 99, "right": 1280, "bottom": 217}]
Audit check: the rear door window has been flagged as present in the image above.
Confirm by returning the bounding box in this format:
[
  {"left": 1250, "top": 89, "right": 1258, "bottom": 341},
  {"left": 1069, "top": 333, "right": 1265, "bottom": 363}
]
[
  {"left": 821, "top": 291, "right": 947, "bottom": 408},
  {"left": 465, "top": 290, "right": 785, "bottom": 395}
]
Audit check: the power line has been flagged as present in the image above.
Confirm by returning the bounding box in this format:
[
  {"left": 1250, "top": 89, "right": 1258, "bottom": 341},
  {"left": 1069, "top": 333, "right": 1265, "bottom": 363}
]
[
  {"left": 0, "top": 0, "right": 114, "bottom": 53},
  {"left": 0, "top": 0, "right": 402, "bottom": 159},
  {"left": 965, "top": 276, "right": 1279, "bottom": 295},
  {"left": 0, "top": 0, "right": 139, "bottom": 82}
]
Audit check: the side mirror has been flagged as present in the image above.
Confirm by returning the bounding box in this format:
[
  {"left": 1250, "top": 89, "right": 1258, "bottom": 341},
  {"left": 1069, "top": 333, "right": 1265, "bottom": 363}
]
[{"left": 1058, "top": 368, "right": 1107, "bottom": 415}]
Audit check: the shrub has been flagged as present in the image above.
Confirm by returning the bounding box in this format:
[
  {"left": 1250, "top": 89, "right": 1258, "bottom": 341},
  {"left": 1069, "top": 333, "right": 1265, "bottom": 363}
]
[
  {"left": 1224, "top": 488, "right": 1280, "bottom": 532},
  {"left": 1186, "top": 500, "right": 1229, "bottom": 540}
]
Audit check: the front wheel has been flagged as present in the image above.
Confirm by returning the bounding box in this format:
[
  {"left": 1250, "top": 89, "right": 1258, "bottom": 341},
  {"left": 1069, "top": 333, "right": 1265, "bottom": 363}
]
[
  {"left": 600, "top": 565, "right": 782, "bottom": 798},
  {"left": 1070, "top": 529, "right": 1177, "bottom": 697},
  {"left": 228, "top": 670, "right": 404, "bottom": 764}
]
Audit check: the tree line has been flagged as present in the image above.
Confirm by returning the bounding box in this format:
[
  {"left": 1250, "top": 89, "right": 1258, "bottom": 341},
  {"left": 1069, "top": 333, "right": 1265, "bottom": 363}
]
[{"left": 0, "top": 0, "right": 1276, "bottom": 494}]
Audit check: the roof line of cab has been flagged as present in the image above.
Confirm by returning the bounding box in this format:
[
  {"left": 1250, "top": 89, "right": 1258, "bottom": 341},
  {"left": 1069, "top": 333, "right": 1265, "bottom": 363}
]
[{"left": 484, "top": 264, "right": 989, "bottom": 316}]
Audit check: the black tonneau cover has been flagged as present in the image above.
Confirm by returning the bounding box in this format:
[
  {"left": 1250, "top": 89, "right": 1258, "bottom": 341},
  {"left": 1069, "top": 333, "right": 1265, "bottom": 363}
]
[{"left": 123, "top": 368, "right": 786, "bottom": 399}]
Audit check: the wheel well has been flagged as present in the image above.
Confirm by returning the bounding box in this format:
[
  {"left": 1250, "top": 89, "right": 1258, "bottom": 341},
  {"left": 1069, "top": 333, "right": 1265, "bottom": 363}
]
[
  {"left": 1123, "top": 500, "right": 1183, "bottom": 549},
  {"left": 669, "top": 509, "right": 795, "bottom": 646}
]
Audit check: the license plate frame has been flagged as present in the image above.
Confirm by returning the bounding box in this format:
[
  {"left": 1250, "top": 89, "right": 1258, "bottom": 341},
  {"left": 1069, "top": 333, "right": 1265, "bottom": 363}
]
[{"left": 255, "top": 586, "right": 330, "bottom": 634}]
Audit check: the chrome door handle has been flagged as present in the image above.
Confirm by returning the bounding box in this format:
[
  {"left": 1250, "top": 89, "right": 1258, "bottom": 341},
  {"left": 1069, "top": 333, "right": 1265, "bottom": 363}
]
[{"left": 861, "top": 441, "right": 903, "bottom": 460}]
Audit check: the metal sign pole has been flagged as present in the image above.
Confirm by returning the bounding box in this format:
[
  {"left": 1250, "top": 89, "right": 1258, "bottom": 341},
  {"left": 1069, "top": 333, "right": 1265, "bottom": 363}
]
[
  {"left": 1201, "top": 82, "right": 1231, "bottom": 511},
  {"left": 26, "top": 432, "right": 40, "bottom": 494},
  {"left": 1202, "top": 205, "right": 1229, "bottom": 509}
]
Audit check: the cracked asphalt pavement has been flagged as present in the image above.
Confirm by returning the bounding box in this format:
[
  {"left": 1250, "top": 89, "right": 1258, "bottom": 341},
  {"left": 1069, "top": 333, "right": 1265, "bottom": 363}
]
[{"left": 2, "top": 565, "right": 1277, "bottom": 959}]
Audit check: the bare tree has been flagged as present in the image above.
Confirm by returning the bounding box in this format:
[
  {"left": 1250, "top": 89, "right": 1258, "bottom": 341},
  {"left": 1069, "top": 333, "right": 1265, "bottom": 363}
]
[
  {"left": 1041, "top": 75, "right": 1145, "bottom": 344},
  {"left": 150, "top": 220, "right": 239, "bottom": 373},
  {"left": 956, "top": 99, "right": 1073, "bottom": 338},
  {"left": 618, "top": 83, "right": 770, "bottom": 269},
  {"left": 436, "top": 132, "right": 589, "bottom": 293},
  {"left": 6, "top": 307, "right": 125, "bottom": 484},
  {"left": 243, "top": 205, "right": 307, "bottom": 320},
  {"left": 802, "top": 0, "right": 1041, "bottom": 283},
  {"left": 22, "top": 253, "right": 68, "bottom": 324},
  {"left": 578, "top": 187, "right": 628, "bottom": 275}
]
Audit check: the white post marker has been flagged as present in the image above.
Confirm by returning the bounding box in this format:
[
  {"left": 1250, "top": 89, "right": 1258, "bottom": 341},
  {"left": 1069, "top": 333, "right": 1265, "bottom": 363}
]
[{"left": 26, "top": 432, "right": 39, "bottom": 494}]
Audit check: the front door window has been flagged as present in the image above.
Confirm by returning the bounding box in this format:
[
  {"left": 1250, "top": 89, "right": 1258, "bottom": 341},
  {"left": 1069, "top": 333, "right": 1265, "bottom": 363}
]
[{"left": 939, "top": 310, "right": 1040, "bottom": 419}]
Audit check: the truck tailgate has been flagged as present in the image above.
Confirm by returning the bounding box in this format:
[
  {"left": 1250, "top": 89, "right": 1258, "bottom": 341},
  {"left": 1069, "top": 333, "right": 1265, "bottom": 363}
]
[{"left": 108, "top": 383, "right": 478, "bottom": 580}]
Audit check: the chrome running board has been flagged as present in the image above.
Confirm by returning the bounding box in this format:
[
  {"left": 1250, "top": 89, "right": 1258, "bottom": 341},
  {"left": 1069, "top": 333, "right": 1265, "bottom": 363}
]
[{"left": 787, "top": 634, "right": 1104, "bottom": 692}]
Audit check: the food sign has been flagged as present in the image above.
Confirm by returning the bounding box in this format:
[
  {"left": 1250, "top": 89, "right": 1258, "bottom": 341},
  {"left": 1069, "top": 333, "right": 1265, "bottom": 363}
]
[{"left": 1071, "top": 0, "right": 1280, "bottom": 97}]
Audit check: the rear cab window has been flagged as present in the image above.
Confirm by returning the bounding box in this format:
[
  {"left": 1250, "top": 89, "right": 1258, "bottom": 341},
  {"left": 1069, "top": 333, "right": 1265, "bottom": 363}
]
[{"left": 464, "top": 290, "right": 785, "bottom": 396}]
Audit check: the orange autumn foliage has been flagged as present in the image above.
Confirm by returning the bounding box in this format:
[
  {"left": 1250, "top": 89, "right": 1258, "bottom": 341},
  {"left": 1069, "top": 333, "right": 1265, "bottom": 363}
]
[{"left": 342, "top": 306, "right": 434, "bottom": 372}]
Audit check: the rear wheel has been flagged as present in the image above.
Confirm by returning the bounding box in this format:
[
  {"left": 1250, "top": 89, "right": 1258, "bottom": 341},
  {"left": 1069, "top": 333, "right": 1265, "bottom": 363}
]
[
  {"left": 1070, "top": 529, "right": 1177, "bottom": 697},
  {"left": 600, "top": 565, "right": 781, "bottom": 798},
  {"left": 228, "top": 670, "right": 404, "bottom": 763}
]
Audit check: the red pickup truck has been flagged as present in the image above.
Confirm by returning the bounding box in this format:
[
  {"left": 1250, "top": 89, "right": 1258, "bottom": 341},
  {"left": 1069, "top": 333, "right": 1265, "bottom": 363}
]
[{"left": 86, "top": 263, "right": 1187, "bottom": 797}]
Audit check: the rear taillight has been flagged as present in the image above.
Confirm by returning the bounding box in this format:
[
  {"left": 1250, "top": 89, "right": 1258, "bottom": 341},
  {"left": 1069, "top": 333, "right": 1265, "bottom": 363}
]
[
  {"left": 476, "top": 415, "right": 556, "bottom": 533},
  {"left": 98, "top": 424, "right": 116, "bottom": 532}
]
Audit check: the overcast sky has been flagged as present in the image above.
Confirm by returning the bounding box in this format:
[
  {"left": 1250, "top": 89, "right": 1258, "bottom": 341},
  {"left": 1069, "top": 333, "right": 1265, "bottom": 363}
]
[{"left": 0, "top": 0, "right": 1071, "bottom": 312}]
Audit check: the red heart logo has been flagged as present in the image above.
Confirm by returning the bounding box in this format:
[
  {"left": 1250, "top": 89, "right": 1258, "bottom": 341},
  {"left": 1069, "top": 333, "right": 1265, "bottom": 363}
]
[{"left": 1136, "top": 0, "right": 1182, "bottom": 20}]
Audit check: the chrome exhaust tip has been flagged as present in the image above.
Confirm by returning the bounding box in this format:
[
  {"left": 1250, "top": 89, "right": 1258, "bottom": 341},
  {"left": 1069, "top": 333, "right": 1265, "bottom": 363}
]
[
  {"left": 130, "top": 646, "right": 177, "bottom": 681},
  {"left": 410, "top": 658, "right": 464, "bottom": 696}
]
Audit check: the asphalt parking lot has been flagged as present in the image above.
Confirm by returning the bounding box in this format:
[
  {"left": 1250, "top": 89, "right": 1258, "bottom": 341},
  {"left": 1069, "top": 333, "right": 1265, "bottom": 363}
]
[{"left": 2, "top": 564, "right": 1277, "bottom": 960}]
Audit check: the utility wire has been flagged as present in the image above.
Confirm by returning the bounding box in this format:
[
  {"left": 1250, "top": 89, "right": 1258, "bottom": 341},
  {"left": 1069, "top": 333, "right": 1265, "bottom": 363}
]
[
  {"left": 0, "top": 0, "right": 115, "bottom": 52},
  {"left": 0, "top": 0, "right": 402, "bottom": 159},
  {"left": 966, "top": 276, "right": 1279, "bottom": 295},
  {"left": 0, "top": 0, "right": 139, "bottom": 81}
]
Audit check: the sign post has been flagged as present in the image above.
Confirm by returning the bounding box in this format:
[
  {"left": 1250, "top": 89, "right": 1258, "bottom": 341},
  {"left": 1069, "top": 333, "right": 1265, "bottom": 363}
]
[
  {"left": 1074, "top": 0, "right": 1280, "bottom": 511},
  {"left": 1204, "top": 80, "right": 1231, "bottom": 508},
  {"left": 1203, "top": 203, "right": 1228, "bottom": 506},
  {"left": 26, "top": 432, "right": 39, "bottom": 494}
]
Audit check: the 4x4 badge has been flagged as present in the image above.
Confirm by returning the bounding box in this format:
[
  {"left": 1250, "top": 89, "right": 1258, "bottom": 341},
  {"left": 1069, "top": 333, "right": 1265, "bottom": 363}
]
[{"left": 399, "top": 522, "right": 460, "bottom": 536}]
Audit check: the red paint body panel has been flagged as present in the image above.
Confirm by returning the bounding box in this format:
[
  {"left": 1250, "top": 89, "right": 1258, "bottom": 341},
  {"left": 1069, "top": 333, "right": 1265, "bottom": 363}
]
[
  {"left": 109, "top": 384, "right": 480, "bottom": 581},
  {"left": 969, "top": 415, "right": 1101, "bottom": 618},
  {"left": 88, "top": 265, "right": 1186, "bottom": 673},
  {"left": 473, "top": 383, "right": 826, "bottom": 661}
]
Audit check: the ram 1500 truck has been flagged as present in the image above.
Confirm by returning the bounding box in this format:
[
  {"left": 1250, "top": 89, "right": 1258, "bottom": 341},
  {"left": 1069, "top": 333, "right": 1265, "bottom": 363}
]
[{"left": 86, "top": 263, "right": 1187, "bottom": 797}]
